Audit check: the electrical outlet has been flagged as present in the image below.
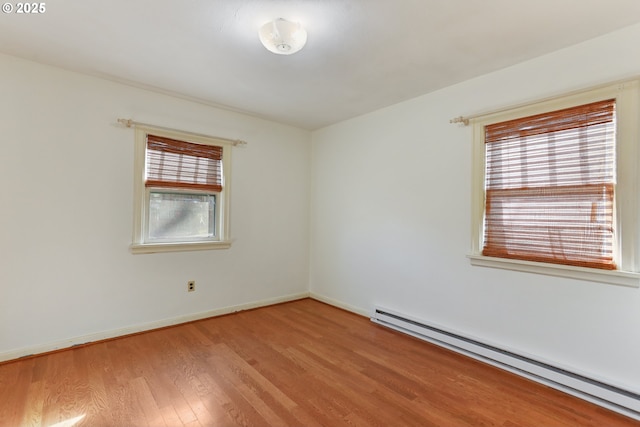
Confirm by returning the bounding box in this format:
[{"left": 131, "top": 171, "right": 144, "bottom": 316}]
[{"left": 187, "top": 280, "right": 195, "bottom": 292}]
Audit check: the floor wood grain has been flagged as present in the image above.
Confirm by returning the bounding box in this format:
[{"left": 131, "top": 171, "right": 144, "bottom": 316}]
[{"left": 1, "top": 298, "right": 638, "bottom": 426}]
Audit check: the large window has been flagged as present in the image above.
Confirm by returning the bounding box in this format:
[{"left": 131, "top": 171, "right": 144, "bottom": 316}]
[
  {"left": 470, "top": 81, "right": 640, "bottom": 287},
  {"left": 130, "top": 126, "right": 232, "bottom": 253}
]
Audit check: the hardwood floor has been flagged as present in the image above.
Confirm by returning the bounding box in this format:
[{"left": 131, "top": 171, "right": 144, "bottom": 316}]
[{"left": 1, "top": 298, "right": 638, "bottom": 426}]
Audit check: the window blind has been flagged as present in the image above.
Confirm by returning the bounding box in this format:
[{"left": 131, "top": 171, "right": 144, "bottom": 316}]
[
  {"left": 483, "top": 99, "right": 616, "bottom": 270},
  {"left": 145, "top": 134, "right": 223, "bottom": 192}
]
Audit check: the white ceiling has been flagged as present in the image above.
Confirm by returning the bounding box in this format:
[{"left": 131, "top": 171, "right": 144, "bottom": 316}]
[{"left": 1, "top": 1, "right": 640, "bottom": 129}]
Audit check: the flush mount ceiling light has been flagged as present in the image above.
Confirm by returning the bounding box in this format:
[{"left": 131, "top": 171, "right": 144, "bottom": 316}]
[{"left": 259, "top": 18, "right": 307, "bottom": 55}]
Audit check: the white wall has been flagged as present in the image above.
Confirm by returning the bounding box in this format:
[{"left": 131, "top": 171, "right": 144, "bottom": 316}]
[
  {"left": 0, "top": 53, "right": 311, "bottom": 358},
  {"left": 310, "top": 23, "right": 640, "bottom": 391}
]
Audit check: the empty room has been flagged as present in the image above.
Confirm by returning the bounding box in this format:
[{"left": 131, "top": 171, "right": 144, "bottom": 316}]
[{"left": 1, "top": 1, "right": 640, "bottom": 426}]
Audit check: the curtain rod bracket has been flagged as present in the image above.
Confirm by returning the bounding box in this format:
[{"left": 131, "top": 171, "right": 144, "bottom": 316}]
[
  {"left": 449, "top": 116, "right": 469, "bottom": 126},
  {"left": 117, "top": 118, "right": 134, "bottom": 128}
]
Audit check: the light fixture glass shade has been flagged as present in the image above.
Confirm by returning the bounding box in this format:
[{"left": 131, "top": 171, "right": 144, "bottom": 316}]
[{"left": 259, "top": 18, "right": 307, "bottom": 55}]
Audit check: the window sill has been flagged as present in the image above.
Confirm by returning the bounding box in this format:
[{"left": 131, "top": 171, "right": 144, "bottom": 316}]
[
  {"left": 130, "top": 240, "right": 232, "bottom": 254},
  {"left": 468, "top": 254, "right": 640, "bottom": 288}
]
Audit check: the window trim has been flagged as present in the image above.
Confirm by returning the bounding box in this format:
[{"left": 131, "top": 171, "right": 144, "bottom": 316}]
[
  {"left": 130, "top": 125, "right": 232, "bottom": 254},
  {"left": 470, "top": 81, "right": 640, "bottom": 287}
]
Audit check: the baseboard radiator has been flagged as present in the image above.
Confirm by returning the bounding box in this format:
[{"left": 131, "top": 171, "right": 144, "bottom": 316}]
[{"left": 371, "top": 306, "right": 640, "bottom": 421}]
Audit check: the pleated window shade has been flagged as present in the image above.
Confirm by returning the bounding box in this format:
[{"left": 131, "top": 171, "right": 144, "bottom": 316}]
[
  {"left": 483, "top": 99, "right": 616, "bottom": 270},
  {"left": 146, "top": 134, "right": 223, "bottom": 192}
]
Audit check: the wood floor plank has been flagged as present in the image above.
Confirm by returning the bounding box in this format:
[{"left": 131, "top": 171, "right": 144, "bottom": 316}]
[
  {"left": 1, "top": 298, "right": 639, "bottom": 426},
  {"left": 129, "top": 376, "right": 167, "bottom": 427},
  {"left": 0, "top": 358, "right": 33, "bottom": 426},
  {"left": 210, "top": 343, "right": 322, "bottom": 427},
  {"left": 158, "top": 404, "right": 182, "bottom": 426},
  {"left": 18, "top": 380, "right": 45, "bottom": 427}
]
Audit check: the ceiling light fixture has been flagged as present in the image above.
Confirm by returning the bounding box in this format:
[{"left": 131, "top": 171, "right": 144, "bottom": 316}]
[{"left": 259, "top": 18, "right": 307, "bottom": 55}]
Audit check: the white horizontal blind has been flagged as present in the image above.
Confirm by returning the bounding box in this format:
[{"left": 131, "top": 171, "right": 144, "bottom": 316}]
[{"left": 483, "top": 99, "right": 616, "bottom": 270}]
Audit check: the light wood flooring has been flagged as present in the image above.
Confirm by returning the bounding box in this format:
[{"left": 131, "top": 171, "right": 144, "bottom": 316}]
[{"left": 1, "top": 298, "right": 638, "bottom": 426}]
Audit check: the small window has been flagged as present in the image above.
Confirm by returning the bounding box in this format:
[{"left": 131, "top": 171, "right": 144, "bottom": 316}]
[
  {"left": 470, "top": 81, "right": 640, "bottom": 287},
  {"left": 131, "top": 127, "right": 232, "bottom": 253}
]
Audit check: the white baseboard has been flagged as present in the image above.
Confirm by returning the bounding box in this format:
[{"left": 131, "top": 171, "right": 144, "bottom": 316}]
[
  {"left": 309, "top": 292, "right": 369, "bottom": 317},
  {"left": 0, "top": 292, "right": 310, "bottom": 363}
]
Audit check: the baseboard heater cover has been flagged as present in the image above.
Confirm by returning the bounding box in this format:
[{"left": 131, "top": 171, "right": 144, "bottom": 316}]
[{"left": 371, "top": 306, "right": 640, "bottom": 421}]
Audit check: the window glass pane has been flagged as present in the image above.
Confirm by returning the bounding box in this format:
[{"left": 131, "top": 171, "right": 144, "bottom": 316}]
[{"left": 148, "top": 192, "right": 215, "bottom": 241}]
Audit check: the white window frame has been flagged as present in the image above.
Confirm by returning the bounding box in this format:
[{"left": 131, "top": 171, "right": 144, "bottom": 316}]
[
  {"left": 130, "top": 125, "right": 232, "bottom": 254},
  {"left": 469, "top": 80, "right": 640, "bottom": 287}
]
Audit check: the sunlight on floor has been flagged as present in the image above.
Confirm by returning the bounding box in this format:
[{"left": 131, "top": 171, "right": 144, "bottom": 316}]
[{"left": 47, "top": 414, "right": 86, "bottom": 427}]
